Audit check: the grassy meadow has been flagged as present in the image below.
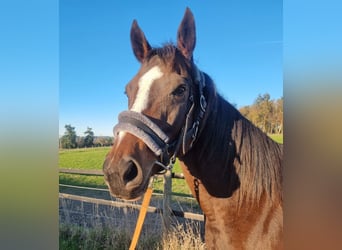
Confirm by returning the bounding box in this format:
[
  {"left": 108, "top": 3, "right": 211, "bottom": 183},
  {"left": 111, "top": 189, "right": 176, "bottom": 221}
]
[
  {"left": 59, "top": 147, "right": 110, "bottom": 189},
  {"left": 59, "top": 147, "right": 109, "bottom": 170},
  {"left": 269, "top": 133, "right": 283, "bottom": 144},
  {"left": 59, "top": 134, "right": 282, "bottom": 193},
  {"left": 59, "top": 146, "right": 192, "bottom": 196}
]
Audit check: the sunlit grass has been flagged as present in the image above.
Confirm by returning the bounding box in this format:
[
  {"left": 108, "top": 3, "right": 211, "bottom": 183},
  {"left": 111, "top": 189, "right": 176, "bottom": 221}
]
[
  {"left": 59, "top": 147, "right": 192, "bottom": 195},
  {"left": 268, "top": 134, "right": 283, "bottom": 144},
  {"left": 59, "top": 147, "right": 110, "bottom": 169},
  {"left": 59, "top": 221, "right": 204, "bottom": 250}
]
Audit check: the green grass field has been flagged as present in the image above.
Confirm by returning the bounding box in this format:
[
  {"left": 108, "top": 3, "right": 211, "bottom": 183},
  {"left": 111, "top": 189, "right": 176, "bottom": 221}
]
[
  {"left": 59, "top": 133, "right": 282, "bottom": 169},
  {"left": 59, "top": 146, "right": 191, "bottom": 195},
  {"left": 59, "top": 134, "right": 282, "bottom": 194},
  {"left": 269, "top": 134, "right": 283, "bottom": 144},
  {"left": 59, "top": 147, "right": 110, "bottom": 169}
]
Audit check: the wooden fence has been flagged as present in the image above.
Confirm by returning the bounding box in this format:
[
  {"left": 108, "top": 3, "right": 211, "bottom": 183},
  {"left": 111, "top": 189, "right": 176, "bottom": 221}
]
[{"left": 59, "top": 168, "right": 204, "bottom": 231}]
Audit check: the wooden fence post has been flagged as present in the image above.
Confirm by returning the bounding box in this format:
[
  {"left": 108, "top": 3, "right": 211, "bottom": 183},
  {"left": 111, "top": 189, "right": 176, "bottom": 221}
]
[{"left": 162, "top": 169, "right": 172, "bottom": 234}]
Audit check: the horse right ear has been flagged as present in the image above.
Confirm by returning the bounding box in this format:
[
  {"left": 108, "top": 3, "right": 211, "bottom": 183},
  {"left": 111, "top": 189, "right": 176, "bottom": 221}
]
[
  {"left": 177, "top": 7, "right": 196, "bottom": 61},
  {"left": 130, "top": 20, "right": 151, "bottom": 63}
]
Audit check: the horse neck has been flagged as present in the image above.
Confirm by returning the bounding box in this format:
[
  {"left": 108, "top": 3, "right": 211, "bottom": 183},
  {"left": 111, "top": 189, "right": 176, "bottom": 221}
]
[
  {"left": 180, "top": 80, "right": 241, "bottom": 198},
  {"left": 181, "top": 78, "right": 282, "bottom": 206}
]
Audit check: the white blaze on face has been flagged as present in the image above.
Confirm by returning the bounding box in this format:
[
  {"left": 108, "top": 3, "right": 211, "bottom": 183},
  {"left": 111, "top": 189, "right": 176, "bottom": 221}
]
[
  {"left": 131, "top": 66, "right": 163, "bottom": 112},
  {"left": 116, "top": 131, "right": 126, "bottom": 146}
]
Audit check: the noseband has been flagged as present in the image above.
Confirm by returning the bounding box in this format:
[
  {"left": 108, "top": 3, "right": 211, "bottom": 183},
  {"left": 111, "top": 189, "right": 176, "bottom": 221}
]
[{"left": 113, "top": 65, "right": 207, "bottom": 172}]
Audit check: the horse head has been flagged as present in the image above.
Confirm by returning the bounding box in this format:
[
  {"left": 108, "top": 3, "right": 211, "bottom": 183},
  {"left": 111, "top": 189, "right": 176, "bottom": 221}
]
[{"left": 103, "top": 8, "right": 206, "bottom": 200}]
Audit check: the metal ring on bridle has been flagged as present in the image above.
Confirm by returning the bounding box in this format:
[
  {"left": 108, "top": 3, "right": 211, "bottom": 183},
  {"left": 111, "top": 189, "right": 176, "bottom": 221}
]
[{"left": 200, "top": 95, "right": 207, "bottom": 112}]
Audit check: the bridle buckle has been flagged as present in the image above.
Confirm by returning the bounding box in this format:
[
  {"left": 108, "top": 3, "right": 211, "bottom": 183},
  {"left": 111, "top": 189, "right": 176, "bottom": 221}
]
[{"left": 192, "top": 121, "right": 199, "bottom": 140}]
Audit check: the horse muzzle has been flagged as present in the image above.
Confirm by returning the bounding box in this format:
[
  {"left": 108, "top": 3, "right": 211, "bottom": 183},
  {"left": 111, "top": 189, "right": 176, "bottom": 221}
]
[{"left": 103, "top": 155, "right": 148, "bottom": 200}]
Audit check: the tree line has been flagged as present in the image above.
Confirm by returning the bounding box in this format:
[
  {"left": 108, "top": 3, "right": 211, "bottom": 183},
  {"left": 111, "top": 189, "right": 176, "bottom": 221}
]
[
  {"left": 239, "top": 93, "right": 283, "bottom": 134},
  {"left": 59, "top": 125, "right": 113, "bottom": 149},
  {"left": 60, "top": 93, "right": 282, "bottom": 148}
]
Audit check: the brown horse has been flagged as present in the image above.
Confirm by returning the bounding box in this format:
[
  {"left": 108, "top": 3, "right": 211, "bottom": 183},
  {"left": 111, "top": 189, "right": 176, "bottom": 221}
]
[{"left": 103, "top": 8, "right": 283, "bottom": 249}]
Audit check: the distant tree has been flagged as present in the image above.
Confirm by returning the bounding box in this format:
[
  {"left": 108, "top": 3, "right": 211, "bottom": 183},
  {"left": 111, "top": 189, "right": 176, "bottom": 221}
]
[
  {"left": 239, "top": 93, "right": 283, "bottom": 134},
  {"left": 76, "top": 136, "right": 85, "bottom": 148},
  {"left": 105, "top": 137, "right": 113, "bottom": 146},
  {"left": 94, "top": 137, "right": 105, "bottom": 147},
  {"left": 60, "top": 124, "right": 77, "bottom": 148},
  {"left": 254, "top": 93, "right": 273, "bottom": 133},
  {"left": 94, "top": 136, "right": 114, "bottom": 147},
  {"left": 239, "top": 106, "right": 250, "bottom": 118},
  {"left": 274, "top": 97, "right": 283, "bottom": 134},
  {"left": 84, "top": 127, "right": 94, "bottom": 147}
]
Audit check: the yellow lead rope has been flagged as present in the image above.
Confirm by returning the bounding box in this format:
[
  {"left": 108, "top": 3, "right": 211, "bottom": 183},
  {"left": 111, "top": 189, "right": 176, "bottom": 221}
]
[{"left": 129, "top": 179, "right": 154, "bottom": 250}]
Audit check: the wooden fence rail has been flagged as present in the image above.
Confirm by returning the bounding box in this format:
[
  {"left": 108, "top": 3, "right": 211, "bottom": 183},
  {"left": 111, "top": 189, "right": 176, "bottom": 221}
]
[
  {"left": 59, "top": 168, "right": 203, "bottom": 229},
  {"left": 59, "top": 192, "right": 204, "bottom": 221},
  {"left": 59, "top": 168, "right": 103, "bottom": 176},
  {"left": 59, "top": 168, "right": 185, "bottom": 179}
]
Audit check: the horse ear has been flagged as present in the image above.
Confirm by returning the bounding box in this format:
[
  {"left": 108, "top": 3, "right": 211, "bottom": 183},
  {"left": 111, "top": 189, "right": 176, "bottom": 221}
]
[
  {"left": 130, "top": 20, "right": 151, "bottom": 63},
  {"left": 177, "top": 7, "right": 196, "bottom": 60}
]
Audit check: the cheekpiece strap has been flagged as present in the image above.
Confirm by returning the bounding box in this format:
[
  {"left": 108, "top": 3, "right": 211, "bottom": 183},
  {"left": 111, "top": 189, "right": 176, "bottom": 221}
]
[{"left": 181, "top": 64, "right": 207, "bottom": 154}]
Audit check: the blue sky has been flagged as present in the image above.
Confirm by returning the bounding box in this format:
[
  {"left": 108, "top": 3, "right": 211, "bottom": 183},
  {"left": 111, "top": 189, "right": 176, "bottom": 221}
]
[
  {"left": 2, "top": 1, "right": 342, "bottom": 247},
  {"left": 59, "top": 0, "right": 282, "bottom": 136}
]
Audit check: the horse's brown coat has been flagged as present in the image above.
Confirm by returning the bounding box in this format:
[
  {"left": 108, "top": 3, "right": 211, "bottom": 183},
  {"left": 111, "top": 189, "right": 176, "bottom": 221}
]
[{"left": 103, "top": 7, "right": 283, "bottom": 249}]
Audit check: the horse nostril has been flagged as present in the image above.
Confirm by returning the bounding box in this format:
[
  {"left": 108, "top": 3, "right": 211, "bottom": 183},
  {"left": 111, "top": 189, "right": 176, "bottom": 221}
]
[{"left": 123, "top": 161, "right": 138, "bottom": 184}]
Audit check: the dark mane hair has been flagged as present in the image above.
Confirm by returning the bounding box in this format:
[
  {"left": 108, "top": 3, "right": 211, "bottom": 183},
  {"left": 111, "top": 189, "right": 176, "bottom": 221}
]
[
  {"left": 146, "top": 43, "right": 192, "bottom": 75},
  {"left": 146, "top": 43, "right": 177, "bottom": 61},
  {"left": 186, "top": 73, "right": 283, "bottom": 207},
  {"left": 232, "top": 110, "right": 283, "bottom": 206}
]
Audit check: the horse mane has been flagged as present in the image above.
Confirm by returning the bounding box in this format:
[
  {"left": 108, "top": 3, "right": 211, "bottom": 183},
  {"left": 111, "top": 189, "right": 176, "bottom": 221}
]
[
  {"left": 194, "top": 74, "right": 283, "bottom": 207},
  {"left": 146, "top": 43, "right": 192, "bottom": 74},
  {"left": 146, "top": 43, "right": 176, "bottom": 61},
  {"left": 232, "top": 112, "right": 283, "bottom": 206}
]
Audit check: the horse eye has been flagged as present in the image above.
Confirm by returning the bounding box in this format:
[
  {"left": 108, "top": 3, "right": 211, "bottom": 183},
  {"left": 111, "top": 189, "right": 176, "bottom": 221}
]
[{"left": 172, "top": 85, "right": 186, "bottom": 96}]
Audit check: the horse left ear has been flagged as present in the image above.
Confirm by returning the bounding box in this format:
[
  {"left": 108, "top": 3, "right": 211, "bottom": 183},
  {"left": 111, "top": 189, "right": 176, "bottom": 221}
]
[
  {"left": 130, "top": 20, "right": 152, "bottom": 63},
  {"left": 177, "top": 7, "right": 196, "bottom": 61}
]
